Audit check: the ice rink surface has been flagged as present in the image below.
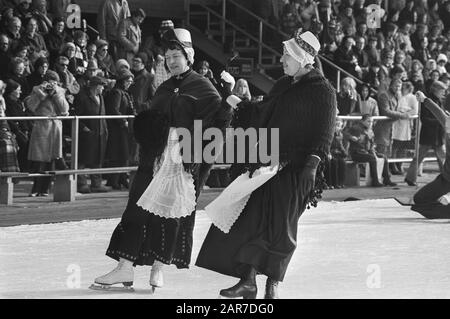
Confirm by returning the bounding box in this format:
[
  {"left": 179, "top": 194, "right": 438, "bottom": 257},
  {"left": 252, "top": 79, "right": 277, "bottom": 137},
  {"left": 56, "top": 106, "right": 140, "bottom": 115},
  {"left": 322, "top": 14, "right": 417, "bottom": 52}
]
[{"left": 1, "top": 199, "right": 449, "bottom": 299}]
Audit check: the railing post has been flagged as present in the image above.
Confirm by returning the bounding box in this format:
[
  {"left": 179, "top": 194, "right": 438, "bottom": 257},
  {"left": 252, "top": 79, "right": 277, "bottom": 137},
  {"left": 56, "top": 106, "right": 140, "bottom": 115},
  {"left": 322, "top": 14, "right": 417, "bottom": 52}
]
[
  {"left": 414, "top": 107, "right": 421, "bottom": 177},
  {"left": 337, "top": 70, "right": 341, "bottom": 93},
  {"left": 207, "top": 11, "right": 210, "bottom": 34},
  {"left": 185, "top": 0, "right": 190, "bottom": 26},
  {"left": 222, "top": 0, "right": 226, "bottom": 44},
  {"left": 71, "top": 117, "right": 79, "bottom": 170},
  {"left": 258, "top": 20, "right": 263, "bottom": 66}
]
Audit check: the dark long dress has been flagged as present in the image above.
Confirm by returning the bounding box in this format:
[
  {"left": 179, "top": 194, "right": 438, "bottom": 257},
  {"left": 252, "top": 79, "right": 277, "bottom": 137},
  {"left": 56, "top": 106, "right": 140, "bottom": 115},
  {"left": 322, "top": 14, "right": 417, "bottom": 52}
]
[
  {"left": 196, "top": 69, "right": 337, "bottom": 281},
  {"left": 105, "top": 69, "right": 230, "bottom": 267}
]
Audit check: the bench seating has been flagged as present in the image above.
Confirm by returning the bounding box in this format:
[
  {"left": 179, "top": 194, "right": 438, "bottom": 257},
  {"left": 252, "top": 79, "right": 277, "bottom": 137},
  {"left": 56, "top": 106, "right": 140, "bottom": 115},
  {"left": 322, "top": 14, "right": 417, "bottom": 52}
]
[
  {"left": 343, "top": 157, "right": 438, "bottom": 187},
  {"left": 0, "top": 165, "right": 232, "bottom": 205},
  {"left": 0, "top": 172, "right": 52, "bottom": 205}
]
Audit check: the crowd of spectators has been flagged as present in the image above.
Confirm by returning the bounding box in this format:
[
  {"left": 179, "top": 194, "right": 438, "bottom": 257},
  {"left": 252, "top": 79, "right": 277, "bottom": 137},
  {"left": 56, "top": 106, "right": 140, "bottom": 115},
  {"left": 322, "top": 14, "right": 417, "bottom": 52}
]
[
  {"left": 1, "top": 0, "right": 449, "bottom": 194},
  {"left": 252, "top": 0, "right": 450, "bottom": 188},
  {"left": 0, "top": 0, "right": 178, "bottom": 196}
]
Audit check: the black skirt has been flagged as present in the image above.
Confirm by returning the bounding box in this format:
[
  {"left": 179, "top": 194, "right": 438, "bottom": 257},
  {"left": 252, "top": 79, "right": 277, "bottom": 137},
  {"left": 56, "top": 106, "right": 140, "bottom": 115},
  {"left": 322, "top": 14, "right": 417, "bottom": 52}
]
[
  {"left": 105, "top": 161, "right": 212, "bottom": 268},
  {"left": 195, "top": 169, "right": 309, "bottom": 282}
]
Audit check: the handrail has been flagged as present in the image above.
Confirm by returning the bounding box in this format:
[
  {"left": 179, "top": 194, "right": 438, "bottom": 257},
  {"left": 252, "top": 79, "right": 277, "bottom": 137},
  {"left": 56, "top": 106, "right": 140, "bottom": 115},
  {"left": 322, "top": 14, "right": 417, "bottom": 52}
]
[
  {"left": 3, "top": 115, "right": 135, "bottom": 120},
  {"left": 86, "top": 23, "right": 100, "bottom": 36},
  {"left": 197, "top": 4, "right": 282, "bottom": 58},
  {"left": 2, "top": 115, "right": 419, "bottom": 121},
  {"left": 226, "top": 0, "right": 290, "bottom": 37}
]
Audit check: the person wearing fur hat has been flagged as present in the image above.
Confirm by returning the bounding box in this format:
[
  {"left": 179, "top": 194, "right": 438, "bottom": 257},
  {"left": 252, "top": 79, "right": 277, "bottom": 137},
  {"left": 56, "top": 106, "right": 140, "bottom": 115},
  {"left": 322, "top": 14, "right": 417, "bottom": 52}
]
[
  {"left": 196, "top": 30, "right": 337, "bottom": 299},
  {"left": 91, "top": 28, "right": 232, "bottom": 292},
  {"left": 115, "top": 59, "right": 130, "bottom": 74},
  {"left": 25, "top": 70, "right": 69, "bottom": 196},
  {"left": 104, "top": 69, "right": 136, "bottom": 190}
]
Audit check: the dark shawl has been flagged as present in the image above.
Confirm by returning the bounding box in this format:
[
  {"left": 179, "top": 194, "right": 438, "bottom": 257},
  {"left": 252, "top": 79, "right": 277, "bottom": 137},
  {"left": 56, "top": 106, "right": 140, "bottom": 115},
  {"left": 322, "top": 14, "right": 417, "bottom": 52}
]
[{"left": 231, "top": 69, "right": 337, "bottom": 207}]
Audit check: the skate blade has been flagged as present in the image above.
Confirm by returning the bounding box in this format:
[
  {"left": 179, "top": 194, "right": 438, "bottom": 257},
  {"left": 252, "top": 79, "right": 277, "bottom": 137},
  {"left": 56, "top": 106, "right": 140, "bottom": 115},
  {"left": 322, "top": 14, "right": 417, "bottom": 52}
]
[
  {"left": 218, "top": 294, "right": 236, "bottom": 299},
  {"left": 89, "top": 283, "right": 135, "bottom": 292}
]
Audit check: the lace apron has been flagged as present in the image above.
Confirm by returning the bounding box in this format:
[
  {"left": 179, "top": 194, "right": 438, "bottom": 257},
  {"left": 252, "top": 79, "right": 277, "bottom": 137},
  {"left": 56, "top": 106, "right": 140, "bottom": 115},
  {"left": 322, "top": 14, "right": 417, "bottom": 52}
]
[
  {"left": 137, "top": 127, "right": 196, "bottom": 218},
  {"left": 205, "top": 165, "right": 278, "bottom": 233}
]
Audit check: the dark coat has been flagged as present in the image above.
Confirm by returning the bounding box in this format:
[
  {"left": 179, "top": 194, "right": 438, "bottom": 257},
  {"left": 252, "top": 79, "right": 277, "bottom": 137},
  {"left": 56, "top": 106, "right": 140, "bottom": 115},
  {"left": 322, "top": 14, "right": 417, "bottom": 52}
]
[
  {"left": 105, "top": 69, "right": 229, "bottom": 268},
  {"left": 129, "top": 68, "right": 154, "bottom": 113},
  {"left": 420, "top": 95, "right": 445, "bottom": 147},
  {"left": 331, "top": 130, "right": 348, "bottom": 158},
  {"left": 105, "top": 86, "right": 136, "bottom": 163},
  {"left": 0, "top": 51, "right": 11, "bottom": 80},
  {"left": 74, "top": 88, "right": 109, "bottom": 166},
  {"left": 196, "top": 69, "right": 337, "bottom": 282},
  {"left": 346, "top": 121, "right": 376, "bottom": 156},
  {"left": 44, "top": 30, "right": 72, "bottom": 65},
  {"left": 5, "top": 97, "right": 33, "bottom": 143}
]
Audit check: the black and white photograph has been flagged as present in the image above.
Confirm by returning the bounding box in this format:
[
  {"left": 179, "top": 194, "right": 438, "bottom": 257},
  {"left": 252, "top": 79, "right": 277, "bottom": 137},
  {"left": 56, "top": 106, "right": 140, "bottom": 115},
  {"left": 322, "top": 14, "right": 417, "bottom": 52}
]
[{"left": 1, "top": 0, "right": 450, "bottom": 303}]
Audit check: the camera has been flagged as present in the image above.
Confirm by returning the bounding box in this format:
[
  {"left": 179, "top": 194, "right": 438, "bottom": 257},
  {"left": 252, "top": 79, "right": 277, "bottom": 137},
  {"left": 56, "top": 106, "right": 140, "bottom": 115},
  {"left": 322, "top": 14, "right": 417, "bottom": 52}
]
[{"left": 43, "top": 83, "right": 54, "bottom": 93}]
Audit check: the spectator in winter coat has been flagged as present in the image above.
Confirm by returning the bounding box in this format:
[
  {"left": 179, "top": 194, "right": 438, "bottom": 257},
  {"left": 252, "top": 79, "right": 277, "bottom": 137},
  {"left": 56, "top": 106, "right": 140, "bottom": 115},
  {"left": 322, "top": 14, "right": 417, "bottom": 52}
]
[
  {"left": 74, "top": 76, "right": 110, "bottom": 194},
  {"left": 129, "top": 52, "right": 154, "bottom": 114},
  {"left": 25, "top": 70, "right": 69, "bottom": 196},
  {"left": 97, "top": 0, "right": 131, "bottom": 60},
  {"left": 117, "top": 9, "right": 145, "bottom": 65}
]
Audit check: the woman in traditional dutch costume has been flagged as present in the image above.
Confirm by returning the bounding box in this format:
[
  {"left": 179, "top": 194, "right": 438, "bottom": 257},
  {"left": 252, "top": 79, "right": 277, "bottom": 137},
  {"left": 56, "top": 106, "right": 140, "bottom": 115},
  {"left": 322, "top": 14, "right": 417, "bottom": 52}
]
[
  {"left": 91, "top": 28, "right": 231, "bottom": 291},
  {"left": 196, "top": 31, "right": 337, "bottom": 299}
]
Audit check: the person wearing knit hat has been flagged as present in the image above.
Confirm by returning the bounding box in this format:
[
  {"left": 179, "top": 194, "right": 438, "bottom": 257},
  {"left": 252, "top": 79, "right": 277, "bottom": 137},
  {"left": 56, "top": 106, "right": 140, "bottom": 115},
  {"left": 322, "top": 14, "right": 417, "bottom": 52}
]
[
  {"left": 95, "top": 39, "right": 109, "bottom": 51},
  {"left": 43, "top": 69, "right": 60, "bottom": 83},
  {"left": 60, "top": 42, "right": 76, "bottom": 55},
  {"left": 4, "top": 79, "right": 20, "bottom": 98},
  {"left": 115, "top": 59, "right": 130, "bottom": 74},
  {"left": 92, "top": 24, "right": 229, "bottom": 292},
  {"left": 196, "top": 29, "right": 337, "bottom": 299},
  {"left": 95, "top": 39, "right": 115, "bottom": 79}
]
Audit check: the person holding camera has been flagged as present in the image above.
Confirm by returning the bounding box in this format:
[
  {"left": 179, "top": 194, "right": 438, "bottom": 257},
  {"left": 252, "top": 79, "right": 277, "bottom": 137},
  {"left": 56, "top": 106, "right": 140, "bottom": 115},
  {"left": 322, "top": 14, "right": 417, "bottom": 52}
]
[{"left": 25, "top": 70, "right": 69, "bottom": 197}]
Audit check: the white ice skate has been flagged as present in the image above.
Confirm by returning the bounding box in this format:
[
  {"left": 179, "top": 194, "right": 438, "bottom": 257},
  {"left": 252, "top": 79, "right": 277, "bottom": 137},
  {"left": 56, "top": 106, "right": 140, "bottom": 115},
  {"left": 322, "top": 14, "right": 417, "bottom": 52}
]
[
  {"left": 89, "top": 259, "right": 134, "bottom": 292},
  {"left": 149, "top": 261, "right": 164, "bottom": 292}
]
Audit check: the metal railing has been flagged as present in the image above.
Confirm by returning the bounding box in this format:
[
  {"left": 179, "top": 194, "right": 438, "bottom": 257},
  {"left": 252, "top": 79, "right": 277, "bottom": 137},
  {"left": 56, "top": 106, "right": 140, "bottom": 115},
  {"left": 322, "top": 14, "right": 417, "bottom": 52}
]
[{"left": 3, "top": 114, "right": 428, "bottom": 179}]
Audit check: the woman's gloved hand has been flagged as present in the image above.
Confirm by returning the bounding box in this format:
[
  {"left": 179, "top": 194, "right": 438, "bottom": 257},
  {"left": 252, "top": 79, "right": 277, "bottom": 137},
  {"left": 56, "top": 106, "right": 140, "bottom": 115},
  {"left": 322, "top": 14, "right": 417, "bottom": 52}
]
[
  {"left": 217, "top": 71, "right": 236, "bottom": 98},
  {"left": 299, "top": 155, "right": 321, "bottom": 196}
]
